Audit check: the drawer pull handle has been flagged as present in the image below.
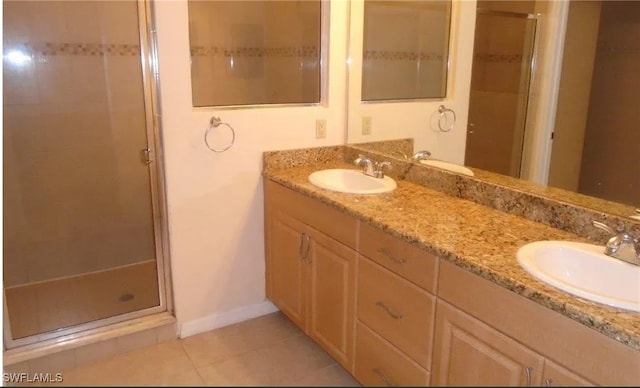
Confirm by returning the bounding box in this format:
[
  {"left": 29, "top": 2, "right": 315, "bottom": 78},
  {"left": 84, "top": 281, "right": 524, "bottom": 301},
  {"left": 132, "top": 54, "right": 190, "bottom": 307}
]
[
  {"left": 303, "top": 234, "right": 310, "bottom": 262},
  {"left": 375, "top": 301, "right": 403, "bottom": 319},
  {"left": 299, "top": 233, "right": 306, "bottom": 261},
  {"left": 299, "top": 233, "right": 311, "bottom": 262},
  {"left": 544, "top": 378, "right": 553, "bottom": 387},
  {"left": 373, "top": 368, "right": 395, "bottom": 386},
  {"left": 525, "top": 367, "right": 532, "bottom": 386},
  {"left": 378, "top": 247, "right": 406, "bottom": 264}
]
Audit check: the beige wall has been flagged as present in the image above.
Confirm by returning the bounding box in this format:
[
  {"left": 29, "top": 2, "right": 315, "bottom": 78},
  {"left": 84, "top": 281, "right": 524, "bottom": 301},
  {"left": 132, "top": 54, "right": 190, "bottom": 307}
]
[
  {"left": 154, "top": 1, "right": 350, "bottom": 335},
  {"left": 3, "top": 1, "right": 155, "bottom": 286}
]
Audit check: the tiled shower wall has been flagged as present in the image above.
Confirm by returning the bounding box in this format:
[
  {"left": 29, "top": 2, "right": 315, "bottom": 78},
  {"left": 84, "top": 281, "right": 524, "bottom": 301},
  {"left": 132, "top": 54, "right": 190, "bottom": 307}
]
[
  {"left": 3, "top": 1, "right": 155, "bottom": 287},
  {"left": 188, "top": 0, "right": 320, "bottom": 107},
  {"left": 361, "top": 1, "right": 449, "bottom": 100}
]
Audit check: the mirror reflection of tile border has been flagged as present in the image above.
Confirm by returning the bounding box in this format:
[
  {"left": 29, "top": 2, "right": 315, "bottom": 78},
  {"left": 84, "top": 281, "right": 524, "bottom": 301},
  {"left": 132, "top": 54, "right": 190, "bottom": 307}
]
[
  {"left": 24, "top": 42, "right": 140, "bottom": 56},
  {"left": 363, "top": 50, "right": 444, "bottom": 61},
  {"left": 190, "top": 45, "right": 319, "bottom": 58}
]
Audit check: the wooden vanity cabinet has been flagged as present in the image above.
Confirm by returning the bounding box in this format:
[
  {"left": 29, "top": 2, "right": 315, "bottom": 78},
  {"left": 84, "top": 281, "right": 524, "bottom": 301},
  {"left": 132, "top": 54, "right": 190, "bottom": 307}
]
[
  {"left": 432, "top": 300, "right": 545, "bottom": 386},
  {"left": 264, "top": 178, "right": 639, "bottom": 386},
  {"left": 267, "top": 211, "right": 308, "bottom": 330},
  {"left": 435, "top": 261, "right": 638, "bottom": 386},
  {"left": 265, "top": 180, "right": 357, "bottom": 372},
  {"left": 432, "top": 300, "right": 598, "bottom": 386},
  {"left": 354, "top": 222, "right": 439, "bottom": 386}
]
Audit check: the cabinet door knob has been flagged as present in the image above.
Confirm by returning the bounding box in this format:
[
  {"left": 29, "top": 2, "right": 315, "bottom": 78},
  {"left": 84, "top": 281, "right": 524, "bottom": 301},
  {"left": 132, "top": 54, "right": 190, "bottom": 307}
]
[
  {"left": 375, "top": 301, "right": 403, "bottom": 320},
  {"left": 372, "top": 367, "right": 395, "bottom": 386},
  {"left": 378, "top": 247, "right": 406, "bottom": 264}
]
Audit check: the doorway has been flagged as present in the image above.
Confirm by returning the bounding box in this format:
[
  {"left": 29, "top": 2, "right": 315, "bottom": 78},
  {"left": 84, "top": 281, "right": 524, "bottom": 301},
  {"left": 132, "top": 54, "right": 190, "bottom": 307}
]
[
  {"left": 465, "top": 4, "right": 538, "bottom": 178},
  {"left": 548, "top": 0, "right": 640, "bottom": 207}
]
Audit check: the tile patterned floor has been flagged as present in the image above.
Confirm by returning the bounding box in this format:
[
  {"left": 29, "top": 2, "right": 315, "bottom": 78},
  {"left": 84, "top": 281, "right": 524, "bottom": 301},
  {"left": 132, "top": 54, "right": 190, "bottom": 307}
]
[{"left": 25, "top": 312, "right": 360, "bottom": 386}]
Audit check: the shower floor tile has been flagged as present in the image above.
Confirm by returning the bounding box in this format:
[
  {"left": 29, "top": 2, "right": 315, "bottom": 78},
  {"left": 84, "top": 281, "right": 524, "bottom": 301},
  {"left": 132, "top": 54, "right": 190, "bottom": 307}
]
[
  {"left": 5, "top": 261, "right": 160, "bottom": 339},
  {"left": 16, "top": 312, "right": 360, "bottom": 387}
]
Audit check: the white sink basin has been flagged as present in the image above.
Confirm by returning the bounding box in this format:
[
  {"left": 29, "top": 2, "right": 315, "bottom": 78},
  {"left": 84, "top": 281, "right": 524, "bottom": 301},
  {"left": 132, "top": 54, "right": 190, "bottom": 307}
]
[
  {"left": 517, "top": 241, "right": 640, "bottom": 312},
  {"left": 419, "top": 159, "right": 474, "bottom": 176},
  {"left": 308, "top": 169, "right": 396, "bottom": 194}
]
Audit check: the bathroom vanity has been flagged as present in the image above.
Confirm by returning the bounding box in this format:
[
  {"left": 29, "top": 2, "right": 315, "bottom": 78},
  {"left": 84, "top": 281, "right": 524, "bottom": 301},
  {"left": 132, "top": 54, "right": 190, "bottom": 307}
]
[{"left": 262, "top": 146, "right": 640, "bottom": 386}]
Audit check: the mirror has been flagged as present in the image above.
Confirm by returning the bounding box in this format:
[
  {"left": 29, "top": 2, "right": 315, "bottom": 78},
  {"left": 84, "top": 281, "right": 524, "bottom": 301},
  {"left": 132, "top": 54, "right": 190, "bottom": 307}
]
[
  {"left": 346, "top": 0, "right": 640, "bottom": 216},
  {"left": 187, "top": 0, "right": 322, "bottom": 107},
  {"left": 361, "top": 0, "right": 451, "bottom": 101}
]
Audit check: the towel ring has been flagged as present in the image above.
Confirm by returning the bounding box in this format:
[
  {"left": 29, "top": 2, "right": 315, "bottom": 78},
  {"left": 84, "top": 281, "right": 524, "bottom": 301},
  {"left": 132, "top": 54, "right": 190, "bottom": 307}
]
[
  {"left": 438, "top": 105, "right": 456, "bottom": 132},
  {"left": 204, "top": 116, "right": 235, "bottom": 153}
]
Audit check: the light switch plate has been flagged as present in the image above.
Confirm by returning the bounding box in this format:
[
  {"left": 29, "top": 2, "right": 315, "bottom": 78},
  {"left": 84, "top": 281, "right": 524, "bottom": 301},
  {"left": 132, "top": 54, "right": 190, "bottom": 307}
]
[
  {"left": 315, "top": 119, "right": 327, "bottom": 139},
  {"left": 362, "top": 116, "right": 372, "bottom": 135}
]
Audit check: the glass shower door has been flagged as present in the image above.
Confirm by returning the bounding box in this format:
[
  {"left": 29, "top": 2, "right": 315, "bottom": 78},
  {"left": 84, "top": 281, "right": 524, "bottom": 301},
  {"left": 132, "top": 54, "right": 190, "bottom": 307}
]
[
  {"left": 465, "top": 8, "right": 537, "bottom": 178},
  {"left": 3, "top": 0, "right": 165, "bottom": 345}
]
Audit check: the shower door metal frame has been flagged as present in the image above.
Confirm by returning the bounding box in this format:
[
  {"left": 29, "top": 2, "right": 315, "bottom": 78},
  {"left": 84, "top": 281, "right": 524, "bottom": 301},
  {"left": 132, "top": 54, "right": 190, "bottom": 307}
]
[{"left": 3, "top": 0, "right": 173, "bottom": 350}]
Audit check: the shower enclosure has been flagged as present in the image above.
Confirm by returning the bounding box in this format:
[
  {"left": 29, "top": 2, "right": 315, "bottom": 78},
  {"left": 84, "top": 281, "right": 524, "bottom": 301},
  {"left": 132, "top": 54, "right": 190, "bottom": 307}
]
[
  {"left": 3, "top": 0, "right": 169, "bottom": 348},
  {"left": 465, "top": 5, "right": 538, "bottom": 178}
]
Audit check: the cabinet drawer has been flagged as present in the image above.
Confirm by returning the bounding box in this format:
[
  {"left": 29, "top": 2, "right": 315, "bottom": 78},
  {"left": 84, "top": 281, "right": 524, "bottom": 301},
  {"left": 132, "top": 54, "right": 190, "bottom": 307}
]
[
  {"left": 265, "top": 180, "right": 357, "bottom": 249},
  {"left": 355, "top": 321, "right": 430, "bottom": 387},
  {"left": 543, "top": 359, "right": 595, "bottom": 386},
  {"left": 359, "top": 222, "right": 437, "bottom": 292},
  {"left": 357, "top": 257, "right": 435, "bottom": 369}
]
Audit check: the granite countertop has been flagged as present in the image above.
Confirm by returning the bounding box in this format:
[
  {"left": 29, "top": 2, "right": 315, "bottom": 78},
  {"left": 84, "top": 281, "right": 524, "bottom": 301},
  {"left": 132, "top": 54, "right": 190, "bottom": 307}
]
[{"left": 263, "top": 161, "right": 640, "bottom": 352}]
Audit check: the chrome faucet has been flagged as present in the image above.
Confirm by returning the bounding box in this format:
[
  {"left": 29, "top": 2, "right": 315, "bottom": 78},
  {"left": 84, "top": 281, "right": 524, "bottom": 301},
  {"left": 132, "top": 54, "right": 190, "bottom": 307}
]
[
  {"left": 374, "top": 161, "right": 392, "bottom": 178},
  {"left": 592, "top": 220, "right": 640, "bottom": 266},
  {"left": 354, "top": 155, "right": 392, "bottom": 179},
  {"left": 354, "top": 154, "right": 375, "bottom": 176},
  {"left": 412, "top": 150, "right": 432, "bottom": 161}
]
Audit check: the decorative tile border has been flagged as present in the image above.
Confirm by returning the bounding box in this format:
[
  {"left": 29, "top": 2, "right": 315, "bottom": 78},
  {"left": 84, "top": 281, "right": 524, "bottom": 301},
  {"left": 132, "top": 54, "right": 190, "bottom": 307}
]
[
  {"left": 190, "top": 45, "right": 318, "bottom": 58},
  {"left": 363, "top": 50, "right": 444, "bottom": 61},
  {"left": 474, "top": 53, "right": 525, "bottom": 63},
  {"left": 27, "top": 42, "right": 140, "bottom": 56},
  {"left": 597, "top": 46, "right": 640, "bottom": 55}
]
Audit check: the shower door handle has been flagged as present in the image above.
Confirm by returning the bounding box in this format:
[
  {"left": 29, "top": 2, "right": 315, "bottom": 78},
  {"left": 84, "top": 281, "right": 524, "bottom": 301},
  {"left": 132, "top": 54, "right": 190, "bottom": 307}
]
[{"left": 141, "top": 148, "right": 153, "bottom": 165}]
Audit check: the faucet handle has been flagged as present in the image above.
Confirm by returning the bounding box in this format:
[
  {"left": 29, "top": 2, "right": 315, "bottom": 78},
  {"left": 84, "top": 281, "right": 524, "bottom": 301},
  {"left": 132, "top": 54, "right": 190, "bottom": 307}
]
[
  {"left": 592, "top": 220, "right": 640, "bottom": 264},
  {"left": 354, "top": 154, "right": 375, "bottom": 176},
  {"left": 374, "top": 161, "right": 392, "bottom": 178},
  {"left": 592, "top": 220, "right": 616, "bottom": 235},
  {"left": 592, "top": 220, "right": 627, "bottom": 235},
  {"left": 412, "top": 150, "right": 432, "bottom": 161}
]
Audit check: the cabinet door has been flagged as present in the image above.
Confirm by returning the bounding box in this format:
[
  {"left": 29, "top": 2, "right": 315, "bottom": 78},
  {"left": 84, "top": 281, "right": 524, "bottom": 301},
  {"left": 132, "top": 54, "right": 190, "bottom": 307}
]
[
  {"left": 267, "top": 211, "right": 308, "bottom": 330},
  {"left": 542, "top": 359, "right": 595, "bottom": 387},
  {"left": 307, "top": 228, "right": 357, "bottom": 372},
  {"left": 432, "top": 301, "right": 545, "bottom": 386}
]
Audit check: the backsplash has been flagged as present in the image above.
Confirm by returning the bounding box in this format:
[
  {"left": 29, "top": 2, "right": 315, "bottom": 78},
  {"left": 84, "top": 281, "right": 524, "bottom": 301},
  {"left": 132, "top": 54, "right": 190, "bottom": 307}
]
[
  {"left": 263, "top": 142, "right": 639, "bottom": 243},
  {"left": 346, "top": 142, "right": 640, "bottom": 243}
]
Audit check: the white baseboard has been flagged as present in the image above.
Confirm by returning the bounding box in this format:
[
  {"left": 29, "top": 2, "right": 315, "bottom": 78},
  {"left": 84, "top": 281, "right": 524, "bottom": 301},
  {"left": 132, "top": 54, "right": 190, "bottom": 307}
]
[{"left": 178, "top": 300, "right": 279, "bottom": 338}]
